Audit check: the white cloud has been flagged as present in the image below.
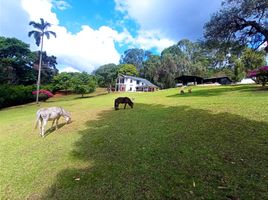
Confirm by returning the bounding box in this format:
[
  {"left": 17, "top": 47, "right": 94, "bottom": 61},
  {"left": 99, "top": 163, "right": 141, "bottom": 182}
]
[
  {"left": 44, "top": 25, "right": 124, "bottom": 72},
  {"left": 135, "top": 30, "right": 175, "bottom": 52},
  {"left": 0, "top": 0, "right": 31, "bottom": 43},
  {"left": 59, "top": 66, "right": 80, "bottom": 73},
  {"left": 52, "top": 0, "right": 71, "bottom": 10},
  {"left": 21, "top": 0, "right": 59, "bottom": 25},
  {"left": 0, "top": 0, "right": 186, "bottom": 73},
  {"left": 1, "top": 0, "right": 128, "bottom": 72},
  {"left": 114, "top": 0, "right": 222, "bottom": 40}
]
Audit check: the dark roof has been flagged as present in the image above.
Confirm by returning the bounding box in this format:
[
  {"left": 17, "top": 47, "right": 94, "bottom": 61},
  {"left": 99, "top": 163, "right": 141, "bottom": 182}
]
[
  {"left": 175, "top": 75, "right": 232, "bottom": 85},
  {"left": 175, "top": 75, "right": 204, "bottom": 83},
  {"left": 203, "top": 76, "right": 232, "bottom": 83},
  {"left": 119, "top": 74, "right": 158, "bottom": 88}
]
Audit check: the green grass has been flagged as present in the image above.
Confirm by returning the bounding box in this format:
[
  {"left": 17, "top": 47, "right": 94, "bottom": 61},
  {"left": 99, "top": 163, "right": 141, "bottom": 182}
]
[{"left": 0, "top": 85, "right": 267, "bottom": 200}]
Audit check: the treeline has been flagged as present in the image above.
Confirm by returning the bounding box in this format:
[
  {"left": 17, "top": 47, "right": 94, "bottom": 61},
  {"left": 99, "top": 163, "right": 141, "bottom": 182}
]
[
  {"left": 0, "top": 36, "right": 58, "bottom": 85},
  {"left": 95, "top": 39, "right": 266, "bottom": 89},
  {"left": 0, "top": 36, "right": 98, "bottom": 108},
  {"left": 1, "top": 36, "right": 267, "bottom": 92}
]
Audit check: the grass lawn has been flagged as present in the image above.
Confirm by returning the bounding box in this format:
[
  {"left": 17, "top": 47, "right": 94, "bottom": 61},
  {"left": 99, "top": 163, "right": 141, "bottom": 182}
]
[{"left": 0, "top": 85, "right": 267, "bottom": 200}]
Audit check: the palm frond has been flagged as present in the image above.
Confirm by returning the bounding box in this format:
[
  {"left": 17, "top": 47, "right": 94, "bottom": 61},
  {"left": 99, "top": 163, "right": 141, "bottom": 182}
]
[
  {"left": 29, "top": 18, "right": 56, "bottom": 47},
  {"left": 47, "top": 31, "right": 56, "bottom": 38},
  {"left": 28, "top": 30, "right": 37, "bottom": 37},
  {"left": 40, "top": 18, "right": 45, "bottom": 25},
  {"left": 33, "top": 32, "right": 42, "bottom": 46},
  {"left": 44, "top": 32, "right": 50, "bottom": 40}
]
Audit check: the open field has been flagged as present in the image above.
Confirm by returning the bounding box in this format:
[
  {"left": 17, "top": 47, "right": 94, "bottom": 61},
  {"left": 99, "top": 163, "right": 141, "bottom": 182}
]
[{"left": 0, "top": 85, "right": 267, "bottom": 200}]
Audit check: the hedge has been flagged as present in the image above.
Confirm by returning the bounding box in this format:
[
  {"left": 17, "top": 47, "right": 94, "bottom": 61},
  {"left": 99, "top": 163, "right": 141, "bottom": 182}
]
[{"left": 0, "top": 85, "right": 36, "bottom": 108}]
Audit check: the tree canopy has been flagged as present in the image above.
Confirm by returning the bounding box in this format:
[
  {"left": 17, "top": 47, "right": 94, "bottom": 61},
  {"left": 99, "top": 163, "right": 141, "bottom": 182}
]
[
  {"left": 93, "top": 63, "right": 119, "bottom": 87},
  {"left": 71, "top": 72, "right": 96, "bottom": 97},
  {"left": 118, "top": 64, "right": 138, "bottom": 76},
  {"left": 0, "top": 37, "right": 35, "bottom": 85},
  {"left": 120, "top": 48, "right": 151, "bottom": 72},
  {"left": 204, "top": 0, "right": 268, "bottom": 52}
]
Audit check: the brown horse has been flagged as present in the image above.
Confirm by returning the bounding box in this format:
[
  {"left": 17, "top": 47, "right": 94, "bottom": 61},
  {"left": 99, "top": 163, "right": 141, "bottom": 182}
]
[{"left": 114, "top": 97, "right": 134, "bottom": 110}]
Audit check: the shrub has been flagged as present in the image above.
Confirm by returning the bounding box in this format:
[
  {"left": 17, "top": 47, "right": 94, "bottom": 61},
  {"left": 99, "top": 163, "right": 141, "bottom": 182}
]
[
  {"left": 0, "top": 85, "right": 36, "bottom": 108},
  {"left": 248, "top": 66, "right": 268, "bottom": 86},
  {"left": 32, "top": 89, "right": 54, "bottom": 102}
]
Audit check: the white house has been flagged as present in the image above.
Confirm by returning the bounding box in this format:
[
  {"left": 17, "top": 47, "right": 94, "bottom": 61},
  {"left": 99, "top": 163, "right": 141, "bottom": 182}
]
[{"left": 115, "top": 74, "right": 158, "bottom": 92}]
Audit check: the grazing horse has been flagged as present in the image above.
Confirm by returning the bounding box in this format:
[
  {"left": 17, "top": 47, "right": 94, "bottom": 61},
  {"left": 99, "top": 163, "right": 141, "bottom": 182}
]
[
  {"left": 114, "top": 97, "right": 134, "bottom": 110},
  {"left": 35, "top": 107, "right": 71, "bottom": 137}
]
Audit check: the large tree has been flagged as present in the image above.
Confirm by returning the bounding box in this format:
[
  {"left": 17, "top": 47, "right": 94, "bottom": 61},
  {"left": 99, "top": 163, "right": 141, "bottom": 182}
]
[
  {"left": 71, "top": 72, "right": 96, "bottom": 97},
  {"left": 32, "top": 51, "right": 58, "bottom": 84},
  {"left": 93, "top": 63, "right": 119, "bottom": 88},
  {"left": 52, "top": 72, "right": 72, "bottom": 94},
  {"left": 118, "top": 64, "right": 138, "bottom": 76},
  {"left": 204, "top": 0, "right": 268, "bottom": 52},
  {"left": 120, "top": 48, "right": 151, "bottom": 74},
  {"left": 28, "top": 18, "right": 56, "bottom": 104},
  {"left": 0, "top": 37, "right": 36, "bottom": 85}
]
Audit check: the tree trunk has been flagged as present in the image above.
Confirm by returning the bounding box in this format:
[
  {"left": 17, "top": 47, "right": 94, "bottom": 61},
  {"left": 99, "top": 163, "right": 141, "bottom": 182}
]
[{"left": 36, "top": 35, "right": 44, "bottom": 104}]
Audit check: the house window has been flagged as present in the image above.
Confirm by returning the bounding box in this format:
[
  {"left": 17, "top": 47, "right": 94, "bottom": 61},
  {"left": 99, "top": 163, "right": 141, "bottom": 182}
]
[
  {"left": 137, "top": 80, "right": 140, "bottom": 84},
  {"left": 130, "top": 87, "right": 132, "bottom": 91},
  {"left": 120, "top": 78, "right": 124, "bottom": 83},
  {"left": 130, "top": 79, "right": 132, "bottom": 83}
]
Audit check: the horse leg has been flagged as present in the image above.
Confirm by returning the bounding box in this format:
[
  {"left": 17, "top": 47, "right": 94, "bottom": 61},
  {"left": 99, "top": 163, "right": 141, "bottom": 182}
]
[{"left": 124, "top": 103, "right": 127, "bottom": 109}]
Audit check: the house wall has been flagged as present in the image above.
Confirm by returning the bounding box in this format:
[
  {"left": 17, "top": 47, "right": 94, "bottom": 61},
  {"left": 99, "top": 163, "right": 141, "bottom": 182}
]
[
  {"left": 116, "top": 76, "right": 151, "bottom": 92},
  {"left": 124, "top": 77, "right": 137, "bottom": 92}
]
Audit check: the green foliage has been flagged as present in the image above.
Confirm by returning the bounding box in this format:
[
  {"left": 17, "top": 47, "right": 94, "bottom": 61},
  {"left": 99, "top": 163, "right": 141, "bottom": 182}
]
[
  {"left": 93, "top": 63, "right": 119, "bottom": 87},
  {"left": 142, "top": 39, "right": 211, "bottom": 88},
  {"left": 120, "top": 48, "right": 151, "bottom": 72},
  {"left": 143, "top": 55, "right": 161, "bottom": 86},
  {"left": 0, "top": 37, "right": 36, "bottom": 85},
  {"left": 71, "top": 72, "right": 96, "bottom": 97},
  {"left": 52, "top": 72, "right": 72, "bottom": 92},
  {"left": 204, "top": 0, "right": 268, "bottom": 52},
  {"left": 32, "top": 51, "right": 59, "bottom": 84},
  {"left": 240, "top": 48, "right": 266, "bottom": 71},
  {"left": 233, "top": 60, "right": 245, "bottom": 82},
  {"left": 0, "top": 85, "right": 35, "bottom": 108},
  {"left": 118, "top": 64, "right": 138, "bottom": 76}
]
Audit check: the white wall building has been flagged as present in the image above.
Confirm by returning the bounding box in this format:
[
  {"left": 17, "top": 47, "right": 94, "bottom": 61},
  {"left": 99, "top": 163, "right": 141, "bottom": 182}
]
[{"left": 115, "top": 75, "right": 158, "bottom": 92}]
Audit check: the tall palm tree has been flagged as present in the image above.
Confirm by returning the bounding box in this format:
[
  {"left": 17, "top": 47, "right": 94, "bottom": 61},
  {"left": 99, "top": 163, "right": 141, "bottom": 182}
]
[{"left": 28, "top": 18, "right": 56, "bottom": 104}]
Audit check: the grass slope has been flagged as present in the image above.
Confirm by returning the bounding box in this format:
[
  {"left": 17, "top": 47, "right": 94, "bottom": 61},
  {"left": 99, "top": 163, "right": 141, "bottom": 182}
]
[{"left": 0, "top": 85, "right": 267, "bottom": 200}]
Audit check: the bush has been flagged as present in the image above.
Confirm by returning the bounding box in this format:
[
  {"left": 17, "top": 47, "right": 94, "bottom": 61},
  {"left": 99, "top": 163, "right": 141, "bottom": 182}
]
[
  {"left": 247, "top": 66, "right": 268, "bottom": 86},
  {"left": 0, "top": 85, "right": 36, "bottom": 108},
  {"left": 32, "top": 89, "right": 54, "bottom": 102}
]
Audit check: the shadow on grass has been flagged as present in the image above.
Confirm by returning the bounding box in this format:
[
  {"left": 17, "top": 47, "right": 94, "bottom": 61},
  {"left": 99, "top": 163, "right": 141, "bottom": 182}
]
[
  {"left": 43, "top": 122, "right": 73, "bottom": 137},
  {"left": 40, "top": 104, "right": 268, "bottom": 200},
  {"left": 74, "top": 92, "right": 109, "bottom": 99},
  {"left": 167, "top": 85, "right": 264, "bottom": 98}
]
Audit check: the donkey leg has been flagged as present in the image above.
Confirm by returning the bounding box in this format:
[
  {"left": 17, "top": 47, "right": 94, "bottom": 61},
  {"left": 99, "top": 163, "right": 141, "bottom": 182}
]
[
  {"left": 51, "top": 119, "right": 55, "bottom": 129},
  {"left": 55, "top": 117, "right": 60, "bottom": 130},
  {"left": 38, "top": 120, "right": 42, "bottom": 136},
  {"left": 42, "top": 120, "right": 47, "bottom": 137}
]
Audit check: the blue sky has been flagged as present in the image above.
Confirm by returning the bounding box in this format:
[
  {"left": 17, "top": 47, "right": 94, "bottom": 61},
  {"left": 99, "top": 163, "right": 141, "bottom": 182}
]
[{"left": 0, "top": 0, "right": 222, "bottom": 72}]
